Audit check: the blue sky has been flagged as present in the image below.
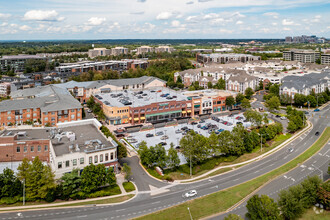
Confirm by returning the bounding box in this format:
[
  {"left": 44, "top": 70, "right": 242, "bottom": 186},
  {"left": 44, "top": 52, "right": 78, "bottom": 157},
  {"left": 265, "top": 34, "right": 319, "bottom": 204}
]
[{"left": 0, "top": 0, "right": 329, "bottom": 40}]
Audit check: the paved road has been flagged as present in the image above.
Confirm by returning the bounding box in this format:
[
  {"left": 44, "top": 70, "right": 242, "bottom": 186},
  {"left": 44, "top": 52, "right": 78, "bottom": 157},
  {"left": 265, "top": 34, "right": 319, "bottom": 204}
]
[{"left": 0, "top": 106, "right": 328, "bottom": 220}]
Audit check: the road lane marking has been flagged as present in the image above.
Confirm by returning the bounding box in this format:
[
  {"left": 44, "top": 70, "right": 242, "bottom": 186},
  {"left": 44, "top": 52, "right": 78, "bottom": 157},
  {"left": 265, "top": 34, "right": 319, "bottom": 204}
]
[{"left": 152, "top": 201, "right": 160, "bottom": 204}]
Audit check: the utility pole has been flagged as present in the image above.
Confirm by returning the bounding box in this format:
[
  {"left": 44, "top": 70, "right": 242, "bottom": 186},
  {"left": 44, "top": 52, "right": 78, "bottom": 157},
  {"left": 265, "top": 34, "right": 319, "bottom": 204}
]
[{"left": 23, "top": 179, "right": 25, "bottom": 206}]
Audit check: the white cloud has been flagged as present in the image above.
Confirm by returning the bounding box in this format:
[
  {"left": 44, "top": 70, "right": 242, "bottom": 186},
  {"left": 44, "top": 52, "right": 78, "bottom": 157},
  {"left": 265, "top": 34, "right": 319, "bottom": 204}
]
[
  {"left": 283, "top": 27, "right": 291, "bottom": 31},
  {"left": 23, "top": 10, "right": 64, "bottom": 21},
  {"left": 236, "top": 20, "right": 243, "bottom": 25},
  {"left": 171, "top": 20, "right": 181, "bottom": 27},
  {"left": 311, "top": 15, "right": 321, "bottom": 23},
  {"left": 0, "top": 22, "right": 8, "bottom": 27},
  {"left": 19, "top": 25, "right": 31, "bottom": 31},
  {"left": 86, "top": 17, "right": 106, "bottom": 26},
  {"left": 282, "top": 19, "right": 295, "bottom": 26},
  {"left": 0, "top": 13, "right": 11, "bottom": 19},
  {"left": 185, "top": 16, "right": 197, "bottom": 22},
  {"left": 232, "top": 12, "right": 245, "bottom": 18},
  {"left": 272, "top": 22, "right": 277, "bottom": 26},
  {"left": 263, "top": 12, "right": 279, "bottom": 19},
  {"left": 156, "top": 12, "right": 173, "bottom": 20},
  {"left": 219, "top": 28, "right": 233, "bottom": 34}
]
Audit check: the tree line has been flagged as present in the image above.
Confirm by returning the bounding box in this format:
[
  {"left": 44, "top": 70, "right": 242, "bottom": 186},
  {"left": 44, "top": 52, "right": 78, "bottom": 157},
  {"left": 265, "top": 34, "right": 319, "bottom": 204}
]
[{"left": 0, "top": 157, "right": 117, "bottom": 204}]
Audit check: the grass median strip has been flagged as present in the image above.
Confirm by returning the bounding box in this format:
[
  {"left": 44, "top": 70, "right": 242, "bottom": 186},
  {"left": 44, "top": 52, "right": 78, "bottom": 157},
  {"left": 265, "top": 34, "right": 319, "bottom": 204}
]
[
  {"left": 123, "top": 182, "right": 136, "bottom": 192},
  {"left": 135, "top": 127, "right": 330, "bottom": 220}
]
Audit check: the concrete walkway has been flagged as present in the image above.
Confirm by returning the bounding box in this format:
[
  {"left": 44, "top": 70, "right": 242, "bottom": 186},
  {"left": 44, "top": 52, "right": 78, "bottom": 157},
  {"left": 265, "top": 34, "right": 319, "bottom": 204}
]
[{"left": 116, "top": 173, "right": 127, "bottom": 194}]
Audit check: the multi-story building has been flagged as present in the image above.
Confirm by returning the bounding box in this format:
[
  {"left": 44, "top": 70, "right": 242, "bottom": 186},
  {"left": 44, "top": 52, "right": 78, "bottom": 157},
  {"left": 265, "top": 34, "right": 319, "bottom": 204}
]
[
  {"left": 0, "top": 55, "right": 48, "bottom": 73},
  {"left": 283, "top": 49, "right": 320, "bottom": 63},
  {"left": 0, "top": 85, "right": 82, "bottom": 127},
  {"left": 0, "top": 82, "right": 11, "bottom": 97},
  {"left": 285, "top": 36, "right": 293, "bottom": 43},
  {"left": 88, "top": 48, "right": 111, "bottom": 58},
  {"left": 94, "top": 88, "right": 235, "bottom": 126},
  {"left": 280, "top": 72, "right": 330, "bottom": 98},
  {"left": 226, "top": 72, "right": 258, "bottom": 93},
  {"left": 137, "top": 46, "right": 155, "bottom": 55},
  {"left": 321, "top": 54, "right": 330, "bottom": 65},
  {"left": 111, "top": 47, "right": 129, "bottom": 56},
  {"left": 197, "top": 53, "right": 260, "bottom": 64},
  {"left": 0, "top": 119, "right": 119, "bottom": 178},
  {"left": 155, "top": 46, "right": 174, "bottom": 53}
]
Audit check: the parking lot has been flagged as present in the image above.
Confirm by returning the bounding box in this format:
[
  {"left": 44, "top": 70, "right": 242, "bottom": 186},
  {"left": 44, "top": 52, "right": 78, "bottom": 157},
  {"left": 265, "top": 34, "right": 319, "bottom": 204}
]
[{"left": 127, "top": 113, "right": 251, "bottom": 164}]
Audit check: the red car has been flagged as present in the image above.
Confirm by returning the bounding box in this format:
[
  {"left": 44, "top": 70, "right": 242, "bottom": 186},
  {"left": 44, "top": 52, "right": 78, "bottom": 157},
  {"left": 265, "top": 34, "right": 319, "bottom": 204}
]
[{"left": 224, "top": 121, "right": 228, "bottom": 125}]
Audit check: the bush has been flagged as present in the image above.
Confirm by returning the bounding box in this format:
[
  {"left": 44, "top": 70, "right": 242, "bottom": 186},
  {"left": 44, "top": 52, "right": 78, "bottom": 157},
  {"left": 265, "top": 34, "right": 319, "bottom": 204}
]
[
  {"left": 0, "top": 196, "right": 21, "bottom": 205},
  {"left": 45, "top": 190, "right": 56, "bottom": 203},
  {"left": 74, "top": 191, "right": 87, "bottom": 200}
]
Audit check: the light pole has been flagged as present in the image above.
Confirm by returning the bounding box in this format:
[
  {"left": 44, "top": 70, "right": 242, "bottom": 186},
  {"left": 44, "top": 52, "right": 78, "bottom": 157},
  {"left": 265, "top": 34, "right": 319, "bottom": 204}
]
[
  {"left": 190, "top": 153, "right": 192, "bottom": 178},
  {"left": 260, "top": 134, "right": 265, "bottom": 152},
  {"left": 23, "top": 179, "right": 25, "bottom": 206},
  {"left": 187, "top": 207, "right": 193, "bottom": 220},
  {"left": 312, "top": 164, "right": 323, "bottom": 181}
]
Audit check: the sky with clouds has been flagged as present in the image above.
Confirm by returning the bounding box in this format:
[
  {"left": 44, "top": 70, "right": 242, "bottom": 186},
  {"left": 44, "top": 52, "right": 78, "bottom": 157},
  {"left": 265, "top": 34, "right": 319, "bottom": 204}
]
[{"left": 0, "top": 0, "right": 329, "bottom": 40}]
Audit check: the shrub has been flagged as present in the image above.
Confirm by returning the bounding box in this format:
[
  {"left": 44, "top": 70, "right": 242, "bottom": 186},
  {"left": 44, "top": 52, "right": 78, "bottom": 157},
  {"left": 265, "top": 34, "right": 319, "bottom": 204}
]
[{"left": 0, "top": 196, "right": 21, "bottom": 205}]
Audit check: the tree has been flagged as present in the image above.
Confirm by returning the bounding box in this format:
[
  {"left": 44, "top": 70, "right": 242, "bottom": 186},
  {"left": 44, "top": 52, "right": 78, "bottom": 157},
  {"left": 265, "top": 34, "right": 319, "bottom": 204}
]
[
  {"left": 167, "top": 144, "right": 180, "bottom": 169},
  {"left": 17, "top": 157, "right": 56, "bottom": 201},
  {"left": 317, "top": 181, "right": 330, "bottom": 208},
  {"left": 269, "top": 84, "right": 280, "bottom": 97},
  {"left": 81, "top": 164, "right": 116, "bottom": 193},
  {"left": 138, "top": 141, "right": 154, "bottom": 167},
  {"left": 154, "top": 144, "right": 167, "bottom": 167},
  {"left": 224, "top": 214, "right": 243, "bottom": 220},
  {"left": 246, "top": 194, "right": 280, "bottom": 220},
  {"left": 300, "top": 176, "right": 322, "bottom": 207},
  {"left": 60, "top": 169, "right": 82, "bottom": 200},
  {"left": 265, "top": 96, "right": 280, "bottom": 111},
  {"left": 214, "top": 78, "right": 226, "bottom": 90},
  {"left": 241, "top": 98, "right": 251, "bottom": 109},
  {"left": 245, "top": 87, "right": 254, "bottom": 100},
  {"left": 263, "top": 113, "right": 269, "bottom": 125},
  {"left": 86, "top": 96, "right": 95, "bottom": 109},
  {"left": 207, "top": 81, "right": 213, "bottom": 89},
  {"left": 122, "top": 163, "right": 132, "bottom": 182},
  {"left": 180, "top": 130, "right": 209, "bottom": 164},
  {"left": 244, "top": 109, "right": 263, "bottom": 127},
  {"left": 278, "top": 185, "right": 306, "bottom": 220},
  {"left": 226, "top": 96, "right": 235, "bottom": 109},
  {"left": 235, "top": 93, "right": 245, "bottom": 104},
  {"left": 0, "top": 168, "right": 22, "bottom": 199}
]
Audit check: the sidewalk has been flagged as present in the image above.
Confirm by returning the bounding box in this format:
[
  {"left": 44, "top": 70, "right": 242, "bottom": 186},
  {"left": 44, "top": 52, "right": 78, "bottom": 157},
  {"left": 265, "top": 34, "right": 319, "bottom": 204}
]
[
  {"left": 116, "top": 173, "right": 127, "bottom": 194},
  {"left": 174, "top": 120, "right": 312, "bottom": 183}
]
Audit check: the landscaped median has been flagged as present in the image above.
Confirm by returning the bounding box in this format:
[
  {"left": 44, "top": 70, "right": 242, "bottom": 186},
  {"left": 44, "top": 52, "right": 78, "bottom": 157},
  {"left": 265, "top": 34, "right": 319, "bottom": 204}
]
[{"left": 134, "top": 127, "right": 330, "bottom": 220}]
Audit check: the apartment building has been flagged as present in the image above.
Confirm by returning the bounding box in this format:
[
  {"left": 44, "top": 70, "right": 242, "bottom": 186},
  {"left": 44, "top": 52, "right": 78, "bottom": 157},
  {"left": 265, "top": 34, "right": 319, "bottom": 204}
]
[
  {"left": 0, "top": 85, "right": 82, "bottom": 127},
  {"left": 88, "top": 48, "right": 111, "bottom": 58},
  {"left": 283, "top": 49, "right": 320, "bottom": 63},
  {"left": 0, "top": 55, "right": 47, "bottom": 73},
  {"left": 280, "top": 72, "right": 330, "bottom": 98},
  {"left": 226, "top": 72, "right": 258, "bottom": 93},
  {"left": 155, "top": 46, "right": 174, "bottom": 53},
  {"left": 197, "top": 53, "right": 260, "bottom": 64},
  {"left": 321, "top": 54, "right": 330, "bottom": 65},
  {"left": 137, "top": 46, "right": 154, "bottom": 55},
  {"left": 111, "top": 47, "right": 129, "bottom": 56},
  {"left": 0, "top": 82, "right": 11, "bottom": 97},
  {"left": 0, "top": 119, "right": 119, "bottom": 178},
  {"left": 94, "top": 88, "right": 235, "bottom": 126}
]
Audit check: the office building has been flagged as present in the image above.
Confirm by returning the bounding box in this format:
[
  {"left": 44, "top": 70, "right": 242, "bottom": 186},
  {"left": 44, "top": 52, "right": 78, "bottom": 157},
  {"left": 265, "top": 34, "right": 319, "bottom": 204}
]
[
  {"left": 137, "top": 46, "right": 154, "bottom": 55},
  {"left": 283, "top": 49, "right": 320, "bottom": 63},
  {"left": 155, "top": 46, "right": 174, "bottom": 53},
  {"left": 321, "top": 54, "right": 330, "bottom": 65},
  {"left": 111, "top": 47, "right": 129, "bottom": 56},
  {"left": 197, "top": 53, "right": 260, "bottom": 64},
  {"left": 88, "top": 48, "right": 111, "bottom": 58},
  {"left": 0, "top": 55, "right": 47, "bottom": 73}
]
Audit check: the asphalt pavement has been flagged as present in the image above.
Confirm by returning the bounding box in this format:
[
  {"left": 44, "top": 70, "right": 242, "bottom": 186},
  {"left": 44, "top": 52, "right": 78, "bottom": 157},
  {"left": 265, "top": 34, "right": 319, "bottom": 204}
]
[{"left": 0, "top": 105, "right": 328, "bottom": 220}]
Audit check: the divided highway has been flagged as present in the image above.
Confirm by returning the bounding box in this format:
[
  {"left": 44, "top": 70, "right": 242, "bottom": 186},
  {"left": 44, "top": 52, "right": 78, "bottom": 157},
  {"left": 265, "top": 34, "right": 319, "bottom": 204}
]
[{"left": 0, "top": 105, "right": 329, "bottom": 220}]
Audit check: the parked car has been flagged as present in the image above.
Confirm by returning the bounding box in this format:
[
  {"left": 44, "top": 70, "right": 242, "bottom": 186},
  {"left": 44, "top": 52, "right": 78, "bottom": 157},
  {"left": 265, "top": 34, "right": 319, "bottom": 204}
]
[
  {"left": 199, "top": 119, "right": 205, "bottom": 123},
  {"left": 156, "top": 131, "right": 164, "bottom": 136},
  {"left": 191, "top": 121, "right": 198, "bottom": 125},
  {"left": 197, "top": 124, "right": 201, "bottom": 128},
  {"left": 160, "top": 135, "right": 169, "bottom": 140},
  {"left": 218, "top": 129, "right": 224, "bottom": 132},
  {"left": 175, "top": 129, "right": 182, "bottom": 134},
  {"left": 182, "top": 190, "right": 197, "bottom": 198},
  {"left": 181, "top": 126, "right": 189, "bottom": 131},
  {"left": 236, "top": 122, "right": 243, "bottom": 125},
  {"left": 146, "top": 133, "right": 154, "bottom": 138},
  {"left": 275, "top": 115, "right": 281, "bottom": 118},
  {"left": 159, "top": 142, "right": 167, "bottom": 146},
  {"left": 201, "top": 126, "right": 208, "bottom": 130},
  {"left": 224, "top": 121, "right": 228, "bottom": 125},
  {"left": 280, "top": 116, "right": 286, "bottom": 120},
  {"left": 314, "top": 109, "right": 320, "bottom": 112}
]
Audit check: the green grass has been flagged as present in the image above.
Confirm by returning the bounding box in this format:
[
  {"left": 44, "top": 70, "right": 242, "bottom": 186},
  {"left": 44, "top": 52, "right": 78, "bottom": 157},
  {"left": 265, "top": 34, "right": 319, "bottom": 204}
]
[
  {"left": 299, "top": 208, "right": 329, "bottom": 220},
  {"left": 123, "top": 182, "right": 136, "bottom": 192},
  {"left": 135, "top": 127, "right": 330, "bottom": 220}
]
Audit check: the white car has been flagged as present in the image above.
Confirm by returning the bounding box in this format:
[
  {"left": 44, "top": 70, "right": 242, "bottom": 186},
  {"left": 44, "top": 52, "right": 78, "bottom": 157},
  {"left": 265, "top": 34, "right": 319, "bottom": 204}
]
[
  {"left": 280, "top": 116, "right": 286, "bottom": 120},
  {"left": 183, "top": 190, "right": 197, "bottom": 198}
]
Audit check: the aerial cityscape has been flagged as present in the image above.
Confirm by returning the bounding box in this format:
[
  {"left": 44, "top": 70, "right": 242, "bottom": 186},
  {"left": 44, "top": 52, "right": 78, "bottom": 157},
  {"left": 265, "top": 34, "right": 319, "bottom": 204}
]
[{"left": 0, "top": 1, "right": 329, "bottom": 220}]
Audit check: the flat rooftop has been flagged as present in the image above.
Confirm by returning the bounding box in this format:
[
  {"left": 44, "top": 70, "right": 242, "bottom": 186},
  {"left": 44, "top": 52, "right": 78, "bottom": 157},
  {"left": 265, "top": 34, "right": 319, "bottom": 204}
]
[
  {"left": 2, "top": 124, "right": 116, "bottom": 157},
  {"left": 95, "top": 87, "right": 189, "bottom": 108},
  {"left": 183, "top": 89, "right": 237, "bottom": 98}
]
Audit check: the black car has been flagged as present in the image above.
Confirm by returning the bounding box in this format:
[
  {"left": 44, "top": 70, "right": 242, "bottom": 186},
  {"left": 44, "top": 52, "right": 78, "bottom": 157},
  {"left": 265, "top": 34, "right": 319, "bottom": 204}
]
[
  {"left": 236, "top": 122, "right": 243, "bottom": 125},
  {"left": 197, "top": 124, "right": 201, "bottom": 128},
  {"left": 191, "top": 121, "right": 198, "bottom": 125},
  {"left": 159, "top": 142, "right": 167, "bottom": 146},
  {"left": 181, "top": 126, "right": 189, "bottom": 131},
  {"left": 146, "top": 133, "right": 154, "bottom": 138},
  {"left": 275, "top": 115, "right": 281, "bottom": 118},
  {"left": 315, "top": 131, "right": 320, "bottom": 136}
]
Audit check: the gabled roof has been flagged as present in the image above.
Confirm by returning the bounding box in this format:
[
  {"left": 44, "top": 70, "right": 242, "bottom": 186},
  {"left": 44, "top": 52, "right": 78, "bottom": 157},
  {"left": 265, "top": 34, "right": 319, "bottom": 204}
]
[{"left": 281, "top": 72, "right": 330, "bottom": 90}]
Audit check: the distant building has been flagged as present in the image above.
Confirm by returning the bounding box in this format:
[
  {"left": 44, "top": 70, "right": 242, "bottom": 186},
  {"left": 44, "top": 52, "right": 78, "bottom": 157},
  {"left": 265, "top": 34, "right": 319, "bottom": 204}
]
[
  {"left": 137, "top": 46, "right": 154, "bottom": 55},
  {"left": 197, "top": 53, "right": 260, "bottom": 64},
  {"left": 321, "top": 54, "right": 330, "bottom": 65},
  {"left": 285, "top": 36, "right": 293, "bottom": 43},
  {"left": 155, "top": 46, "right": 174, "bottom": 53},
  {"left": 88, "top": 48, "right": 111, "bottom": 58},
  {"left": 283, "top": 49, "right": 320, "bottom": 63},
  {"left": 0, "top": 82, "right": 11, "bottom": 97},
  {"left": 0, "top": 55, "right": 47, "bottom": 73},
  {"left": 111, "top": 47, "right": 129, "bottom": 56}
]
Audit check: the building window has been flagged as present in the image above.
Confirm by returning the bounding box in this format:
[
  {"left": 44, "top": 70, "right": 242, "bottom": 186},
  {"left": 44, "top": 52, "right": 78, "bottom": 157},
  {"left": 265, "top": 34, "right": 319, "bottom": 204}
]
[
  {"left": 89, "top": 157, "right": 92, "bottom": 164},
  {"left": 111, "top": 153, "right": 114, "bottom": 160},
  {"left": 24, "top": 146, "right": 27, "bottom": 152},
  {"left": 80, "top": 158, "right": 84, "bottom": 164},
  {"left": 71, "top": 115, "right": 75, "bottom": 119},
  {"left": 44, "top": 145, "right": 48, "bottom": 151},
  {"left": 105, "top": 153, "right": 109, "bottom": 161},
  {"left": 51, "top": 117, "right": 55, "bottom": 121},
  {"left": 71, "top": 109, "right": 75, "bottom": 112},
  {"left": 94, "top": 155, "right": 98, "bottom": 163},
  {"left": 100, "top": 154, "right": 103, "bottom": 162},
  {"left": 27, "top": 114, "right": 31, "bottom": 118},
  {"left": 58, "top": 162, "right": 62, "bottom": 169},
  {"left": 31, "top": 146, "right": 34, "bottom": 152},
  {"left": 17, "top": 146, "right": 20, "bottom": 153},
  {"left": 73, "top": 159, "right": 77, "bottom": 166},
  {"left": 65, "top": 160, "right": 70, "bottom": 167},
  {"left": 7, "top": 111, "right": 11, "bottom": 115},
  {"left": 51, "top": 112, "right": 55, "bottom": 115},
  {"left": 33, "top": 113, "right": 37, "bottom": 117},
  {"left": 38, "top": 145, "right": 41, "bottom": 152}
]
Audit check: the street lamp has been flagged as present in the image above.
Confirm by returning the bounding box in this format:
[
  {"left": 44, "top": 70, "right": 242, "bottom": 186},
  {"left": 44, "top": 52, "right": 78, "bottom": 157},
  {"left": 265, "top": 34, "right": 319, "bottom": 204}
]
[
  {"left": 260, "top": 134, "right": 265, "bottom": 152},
  {"left": 187, "top": 207, "right": 193, "bottom": 220},
  {"left": 22, "top": 179, "right": 25, "bottom": 206},
  {"left": 312, "top": 164, "right": 323, "bottom": 181}
]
